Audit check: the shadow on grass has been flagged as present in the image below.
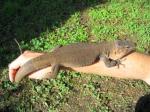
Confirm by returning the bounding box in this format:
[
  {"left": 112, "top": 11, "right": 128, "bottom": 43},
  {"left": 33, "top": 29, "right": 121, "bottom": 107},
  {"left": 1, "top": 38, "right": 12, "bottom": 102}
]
[
  {"left": 0, "top": 0, "right": 106, "bottom": 68},
  {"left": 135, "top": 94, "right": 150, "bottom": 112}
]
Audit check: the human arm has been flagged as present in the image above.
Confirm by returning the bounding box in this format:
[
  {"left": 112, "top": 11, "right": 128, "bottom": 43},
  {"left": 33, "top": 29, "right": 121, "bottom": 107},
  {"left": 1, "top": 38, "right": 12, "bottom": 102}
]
[
  {"left": 73, "top": 52, "right": 150, "bottom": 85},
  {"left": 8, "top": 51, "right": 150, "bottom": 85}
]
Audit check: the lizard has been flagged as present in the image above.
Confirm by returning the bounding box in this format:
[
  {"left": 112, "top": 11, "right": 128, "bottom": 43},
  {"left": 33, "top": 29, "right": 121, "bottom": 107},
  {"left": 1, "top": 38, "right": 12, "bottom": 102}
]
[{"left": 14, "top": 40, "right": 135, "bottom": 83}]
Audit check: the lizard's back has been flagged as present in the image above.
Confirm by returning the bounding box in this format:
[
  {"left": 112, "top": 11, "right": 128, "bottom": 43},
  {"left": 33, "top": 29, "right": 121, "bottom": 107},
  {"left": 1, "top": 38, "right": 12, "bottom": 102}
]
[{"left": 52, "top": 43, "right": 102, "bottom": 67}]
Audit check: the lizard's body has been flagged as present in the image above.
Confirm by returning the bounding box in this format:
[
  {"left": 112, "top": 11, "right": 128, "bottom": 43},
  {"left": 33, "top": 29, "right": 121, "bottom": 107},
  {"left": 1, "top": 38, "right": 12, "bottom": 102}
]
[{"left": 14, "top": 40, "right": 135, "bottom": 83}]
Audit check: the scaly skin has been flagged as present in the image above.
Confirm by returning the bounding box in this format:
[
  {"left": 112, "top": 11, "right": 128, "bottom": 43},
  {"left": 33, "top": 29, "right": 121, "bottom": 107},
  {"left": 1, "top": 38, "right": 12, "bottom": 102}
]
[{"left": 14, "top": 40, "right": 135, "bottom": 83}]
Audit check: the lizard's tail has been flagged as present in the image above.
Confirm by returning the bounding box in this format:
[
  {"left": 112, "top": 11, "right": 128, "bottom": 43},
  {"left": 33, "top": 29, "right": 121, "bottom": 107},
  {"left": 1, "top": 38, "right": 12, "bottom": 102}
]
[{"left": 14, "top": 54, "right": 53, "bottom": 83}]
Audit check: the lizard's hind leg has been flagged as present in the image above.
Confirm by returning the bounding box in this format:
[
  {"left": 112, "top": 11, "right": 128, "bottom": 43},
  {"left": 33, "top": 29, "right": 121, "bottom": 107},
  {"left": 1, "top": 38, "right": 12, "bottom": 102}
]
[{"left": 51, "top": 64, "right": 60, "bottom": 78}]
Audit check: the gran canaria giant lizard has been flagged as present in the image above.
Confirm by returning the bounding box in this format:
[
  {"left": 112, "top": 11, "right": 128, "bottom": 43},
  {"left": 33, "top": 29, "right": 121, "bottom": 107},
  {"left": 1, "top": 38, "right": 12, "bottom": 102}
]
[{"left": 14, "top": 40, "right": 135, "bottom": 83}]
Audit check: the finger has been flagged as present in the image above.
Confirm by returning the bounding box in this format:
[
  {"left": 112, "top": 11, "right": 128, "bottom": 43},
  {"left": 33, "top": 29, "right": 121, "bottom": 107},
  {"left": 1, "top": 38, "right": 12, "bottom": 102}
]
[
  {"left": 8, "top": 55, "right": 22, "bottom": 69},
  {"left": 28, "top": 66, "right": 52, "bottom": 79},
  {"left": 8, "top": 51, "right": 44, "bottom": 82},
  {"left": 9, "top": 51, "right": 43, "bottom": 69},
  {"left": 8, "top": 55, "right": 29, "bottom": 82},
  {"left": 9, "top": 69, "right": 17, "bottom": 82},
  {"left": 8, "top": 55, "right": 23, "bottom": 82}
]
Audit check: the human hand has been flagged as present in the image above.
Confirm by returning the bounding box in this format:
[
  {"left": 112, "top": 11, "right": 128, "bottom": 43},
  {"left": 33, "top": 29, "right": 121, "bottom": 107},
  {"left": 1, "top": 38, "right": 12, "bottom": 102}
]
[{"left": 8, "top": 51, "right": 53, "bottom": 82}]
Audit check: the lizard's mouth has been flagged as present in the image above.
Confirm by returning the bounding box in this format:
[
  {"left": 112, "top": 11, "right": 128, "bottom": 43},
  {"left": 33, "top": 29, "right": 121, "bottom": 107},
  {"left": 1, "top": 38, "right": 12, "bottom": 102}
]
[
  {"left": 110, "top": 47, "right": 136, "bottom": 60},
  {"left": 119, "top": 48, "right": 136, "bottom": 59}
]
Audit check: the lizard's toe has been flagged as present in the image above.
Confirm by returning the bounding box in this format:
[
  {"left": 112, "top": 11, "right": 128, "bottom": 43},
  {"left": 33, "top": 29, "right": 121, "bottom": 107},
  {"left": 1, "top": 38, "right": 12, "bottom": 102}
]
[{"left": 116, "top": 59, "right": 125, "bottom": 68}]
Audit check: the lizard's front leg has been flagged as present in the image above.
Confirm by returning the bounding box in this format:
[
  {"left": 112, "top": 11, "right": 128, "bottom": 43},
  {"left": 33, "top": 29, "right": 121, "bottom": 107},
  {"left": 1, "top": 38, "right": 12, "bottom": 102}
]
[
  {"left": 115, "top": 58, "right": 126, "bottom": 68},
  {"left": 100, "top": 55, "right": 118, "bottom": 67}
]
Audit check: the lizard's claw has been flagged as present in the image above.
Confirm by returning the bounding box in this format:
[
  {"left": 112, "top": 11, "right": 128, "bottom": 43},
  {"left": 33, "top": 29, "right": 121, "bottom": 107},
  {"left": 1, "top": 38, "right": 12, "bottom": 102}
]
[{"left": 116, "top": 58, "right": 126, "bottom": 68}]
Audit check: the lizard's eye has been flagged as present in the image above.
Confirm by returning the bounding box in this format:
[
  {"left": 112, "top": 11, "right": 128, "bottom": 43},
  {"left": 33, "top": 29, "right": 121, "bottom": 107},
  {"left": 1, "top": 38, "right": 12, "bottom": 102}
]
[{"left": 125, "top": 45, "right": 130, "bottom": 48}]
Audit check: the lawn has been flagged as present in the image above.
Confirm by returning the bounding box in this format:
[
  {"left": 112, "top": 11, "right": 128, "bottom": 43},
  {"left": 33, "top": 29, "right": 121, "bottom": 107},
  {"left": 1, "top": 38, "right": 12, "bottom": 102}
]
[{"left": 0, "top": 0, "right": 150, "bottom": 112}]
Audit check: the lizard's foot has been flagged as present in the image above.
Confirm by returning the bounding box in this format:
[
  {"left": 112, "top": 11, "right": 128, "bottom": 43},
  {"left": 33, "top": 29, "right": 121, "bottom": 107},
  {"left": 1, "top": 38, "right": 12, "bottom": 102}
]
[
  {"left": 115, "top": 58, "right": 126, "bottom": 68},
  {"left": 100, "top": 55, "right": 126, "bottom": 68},
  {"left": 101, "top": 55, "right": 119, "bottom": 68}
]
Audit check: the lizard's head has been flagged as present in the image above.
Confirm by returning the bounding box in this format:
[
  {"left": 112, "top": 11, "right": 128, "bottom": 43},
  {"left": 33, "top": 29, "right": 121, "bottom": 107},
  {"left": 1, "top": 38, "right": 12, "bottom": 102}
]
[{"left": 109, "top": 40, "right": 136, "bottom": 59}]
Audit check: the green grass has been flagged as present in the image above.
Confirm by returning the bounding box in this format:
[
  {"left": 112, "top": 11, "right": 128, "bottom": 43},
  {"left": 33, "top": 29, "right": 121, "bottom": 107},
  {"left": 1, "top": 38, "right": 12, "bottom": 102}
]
[
  {"left": 0, "top": 0, "right": 150, "bottom": 111},
  {"left": 88, "top": 0, "right": 150, "bottom": 51}
]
